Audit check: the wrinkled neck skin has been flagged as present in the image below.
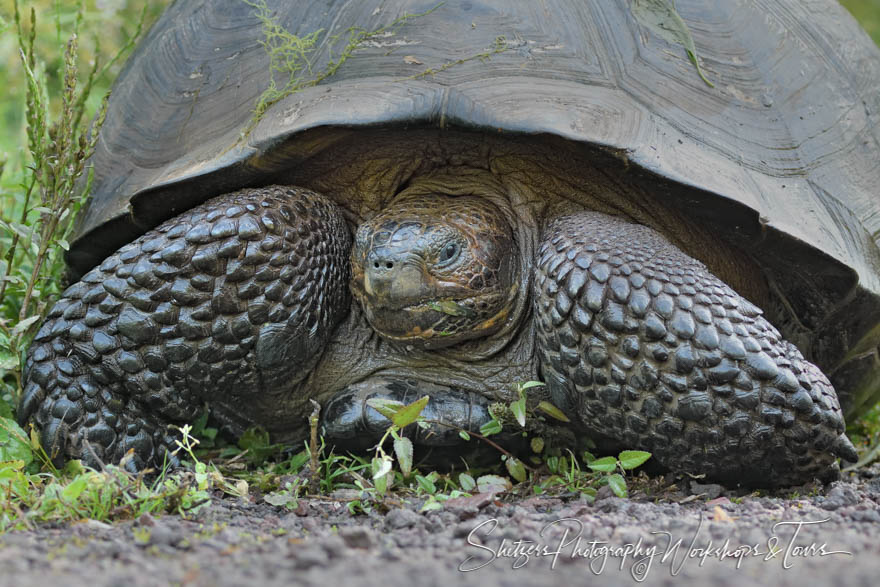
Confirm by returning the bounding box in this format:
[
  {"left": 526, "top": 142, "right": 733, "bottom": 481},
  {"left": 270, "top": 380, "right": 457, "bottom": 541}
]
[
  {"left": 353, "top": 173, "right": 531, "bottom": 351},
  {"left": 269, "top": 128, "right": 770, "bottom": 424},
  {"left": 308, "top": 169, "right": 542, "bottom": 407}
]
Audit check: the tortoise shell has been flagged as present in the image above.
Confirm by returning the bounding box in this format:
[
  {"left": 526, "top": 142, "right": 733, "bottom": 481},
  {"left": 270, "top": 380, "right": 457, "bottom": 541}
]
[{"left": 69, "top": 0, "right": 880, "bottom": 418}]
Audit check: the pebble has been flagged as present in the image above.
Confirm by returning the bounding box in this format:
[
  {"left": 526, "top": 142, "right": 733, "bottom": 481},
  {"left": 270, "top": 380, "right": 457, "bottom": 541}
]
[
  {"left": 820, "top": 483, "right": 860, "bottom": 511},
  {"left": 146, "top": 523, "right": 180, "bottom": 547},
  {"left": 849, "top": 508, "right": 880, "bottom": 522},
  {"left": 340, "top": 526, "right": 375, "bottom": 549},
  {"left": 385, "top": 507, "right": 422, "bottom": 530},
  {"left": 290, "top": 546, "right": 328, "bottom": 569},
  {"left": 690, "top": 481, "right": 724, "bottom": 500},
  {"left": 3, "top": 475, "right": 879, "bottom": 585}
]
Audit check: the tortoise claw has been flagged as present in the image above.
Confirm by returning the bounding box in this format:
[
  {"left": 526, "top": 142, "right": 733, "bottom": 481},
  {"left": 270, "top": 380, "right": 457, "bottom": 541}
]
[{"left": 833, "top": 434, "right": 859, "bottom": 463}]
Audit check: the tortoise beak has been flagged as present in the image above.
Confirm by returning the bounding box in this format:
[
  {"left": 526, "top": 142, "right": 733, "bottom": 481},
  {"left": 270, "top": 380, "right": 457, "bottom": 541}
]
[{"left": 362, "top": 250, "right": 430, "bottom": 309}]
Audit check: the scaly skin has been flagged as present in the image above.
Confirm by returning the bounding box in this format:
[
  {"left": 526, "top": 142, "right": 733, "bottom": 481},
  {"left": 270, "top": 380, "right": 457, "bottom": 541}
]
[
  {"left": 20, "top": 187, "right": 856, "bottom": 486},
  {"left": 20, "top": 186, "right": 351, "bottom": 469},
  {"left": 534, "top": 212, "right": 857, "bottom": 486}
]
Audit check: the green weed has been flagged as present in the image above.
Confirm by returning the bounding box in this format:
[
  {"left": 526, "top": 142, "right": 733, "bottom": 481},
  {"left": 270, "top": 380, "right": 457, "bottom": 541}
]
[
  {"left": 400, "top": 35, "right": 511, "bottom": 81},
  {"left": 0, "top": 425, "right": 217, "bottom": 533},
  {"left": 293, "top": 381, "right": 655, "bottom": 509},
  {"left": 629, "top": 0, "right": 714, "bottom": 87},
  {"left": 0, "top": 0, "right": 158, "bottom": 432},
  {"left": 847, "top": 403, "right": 880, "bottom": 469},
  {"left": 244, "top": 0, "right": 442, "bottom": 128}
]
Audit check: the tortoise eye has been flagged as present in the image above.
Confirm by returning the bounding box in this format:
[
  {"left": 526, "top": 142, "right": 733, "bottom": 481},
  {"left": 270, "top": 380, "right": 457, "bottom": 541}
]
[{"left": 438, "top": 242, "right": 460, "bottom": 266}]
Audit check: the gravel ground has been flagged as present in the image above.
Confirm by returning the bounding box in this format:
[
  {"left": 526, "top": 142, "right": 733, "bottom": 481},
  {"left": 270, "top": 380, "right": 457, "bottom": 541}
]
[{"left": 2, "top": 464, "right": 880, "bottom": 587}]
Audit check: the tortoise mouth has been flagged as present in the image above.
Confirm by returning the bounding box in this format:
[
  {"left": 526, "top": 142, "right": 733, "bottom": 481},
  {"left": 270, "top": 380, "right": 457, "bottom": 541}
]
[
  {"left": 350, "top": 277, "right": 513, "bottom": 349},
  {"left": 351, "top": 271, "right": 513, "bottom": 349}
]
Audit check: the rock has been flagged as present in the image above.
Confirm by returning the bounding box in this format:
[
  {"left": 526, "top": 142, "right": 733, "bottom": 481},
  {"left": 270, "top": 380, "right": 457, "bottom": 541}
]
[
  {"left": 384, "top": 507, "right": 421, "bottom": 530},
  {"left": 72, "top": 519, "right": 113, "bottom": 535},
  {"left": 595, "top": 496, "right": 627, "bottom": 512},
  {"left": 146, "top": 523, "right": 180, "bottom": 547},
  {"left": 820, "top": 483, "right": 860, "bottom": 511},
  {"left": 595, "top": 485, "right": 615, "bottom": 502},
  {"left": 320, "top": 534, "right": 347, "bottom": 559},
  {"left": 850, "top": 509, "right": 880, "bottom": 523},
  {"left": 340, "top": 526, "right": 374, "bottom": 549},
  {"left": 866, "top": 477, "right": 880, "bottom": 498},
  {"left": 443, "top": 492, "right": 494, "bottom": 520},
  {"left": 689, "top": 481, "right": 724, "bottom": 500},
  {"left": 290, "top": 546, "right": 328, "bottom": 569}
]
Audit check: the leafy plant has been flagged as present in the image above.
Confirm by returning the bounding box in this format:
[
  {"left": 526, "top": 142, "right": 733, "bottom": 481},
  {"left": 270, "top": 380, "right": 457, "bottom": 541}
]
[
  {"left": 365, "top": 394, "right": 430, "bottom": 493},
  {"left": 585, "top": 450, "right": 653, "bottom": 498},
  {"left": 0, "top": 425, "right": 221, "bottom": 533},
  {"left": 0, "top": 0, "right": 154, "bottom": 438},
  {"left": 534, "top": 448, "right": 652, "bottom": 501},
  {"left": 244, "top": 0, "right": 442, "bottom": 126}
]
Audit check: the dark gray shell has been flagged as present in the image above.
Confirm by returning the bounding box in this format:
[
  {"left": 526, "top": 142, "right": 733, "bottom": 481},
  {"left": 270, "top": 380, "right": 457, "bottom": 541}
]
[{"left": 70, "top": 0, "right": 880, "bottom": 418}]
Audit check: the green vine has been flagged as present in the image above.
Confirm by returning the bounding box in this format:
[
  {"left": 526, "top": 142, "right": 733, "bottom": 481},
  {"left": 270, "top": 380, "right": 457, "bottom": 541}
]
[
  {"left": 401, "top": 35, "right": 511, "bottom": 81},
  {"left": 244, "top": 0, "right": 443, "bottom": 130}
]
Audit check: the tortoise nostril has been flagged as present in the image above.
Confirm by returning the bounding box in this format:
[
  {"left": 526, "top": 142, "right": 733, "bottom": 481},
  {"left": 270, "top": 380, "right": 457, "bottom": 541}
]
[{"left": 368, "top": 255, "right": 396, "bottom": 271}]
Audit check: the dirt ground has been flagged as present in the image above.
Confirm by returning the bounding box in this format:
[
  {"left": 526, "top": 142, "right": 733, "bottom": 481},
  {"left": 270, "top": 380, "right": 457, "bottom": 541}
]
[{"left": 2, "top": 464, "right": 880, "bottom": 587}]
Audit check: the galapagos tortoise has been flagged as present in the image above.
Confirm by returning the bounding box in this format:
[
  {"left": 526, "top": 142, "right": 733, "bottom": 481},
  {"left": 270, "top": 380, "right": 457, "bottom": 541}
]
[{"left": 19, "top": 0, "right": 880, "bottom": 486}]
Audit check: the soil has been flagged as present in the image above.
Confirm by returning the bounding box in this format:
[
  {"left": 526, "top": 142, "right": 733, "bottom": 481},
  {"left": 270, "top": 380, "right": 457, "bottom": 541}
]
[{"left": 2, "top": 465, "right": 880, "bottom": 587}]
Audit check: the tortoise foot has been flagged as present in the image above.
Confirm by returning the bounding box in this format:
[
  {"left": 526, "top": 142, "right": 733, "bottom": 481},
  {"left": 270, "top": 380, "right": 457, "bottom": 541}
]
[
  {"left": 20, "top": 372, "right": 180, "bottom": 472},
  {"left": 321, "top": 378, "right": 517, "bottom": 464},
  {"left": 20, "top": 185, "right": 351, "bottom": 470}
]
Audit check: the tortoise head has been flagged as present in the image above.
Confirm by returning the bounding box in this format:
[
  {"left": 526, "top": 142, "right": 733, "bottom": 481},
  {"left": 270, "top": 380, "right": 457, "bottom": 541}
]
[{"left": 351, "top": 194, "right": 517, "bottom": 349}]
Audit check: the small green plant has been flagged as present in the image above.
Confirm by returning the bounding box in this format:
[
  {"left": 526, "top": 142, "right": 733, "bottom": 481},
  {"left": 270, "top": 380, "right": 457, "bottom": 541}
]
[
  {"left": 0, "top": 0, "right": 149, "bottom": 438},
  {"left": 461, "top": 380, "right": 654, "bottom": 500},
  {"left": 235, "top": 427, "right": 287, "bottom": 465},
  {"left": 332, "top": 381, "right": 656, "bottom": 504},
  {"left": 365, "top": 394, "right": 430, "bottom": 494},
  {"left": 0, "top": 425, "right": 223, "bottom": 533},
  {"left": 583, "top": 449, "right": 653, "bottom": 498},
  {"left": 532, "top": 449, "right": 651, "bottom": 501},
  {"left": 292, "top": 438, "right": 372, "bottom": 496},
  {"left": 262, "top": 479, "right": 304, "bottom": 510},
  {"left": 400, "top": 35, "right": 511, "bottom": 81},
  {"left": 0, "top": 416, "right": 34, "bottom": 465},
  {"left": 244, "top": 0, "right": 442, "bottom": 126},
  {"left": 845, "top": 402, "right": 880, "bottom": 471},
  {"left": 629, "top": 0, "right": 714, "bottom": 87}
]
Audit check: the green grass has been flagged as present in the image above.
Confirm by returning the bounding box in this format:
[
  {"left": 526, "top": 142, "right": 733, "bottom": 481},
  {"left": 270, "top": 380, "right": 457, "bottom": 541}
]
[
  {"left": 842, "top": 0, "right": 880, "bottom": 45},
  {"left": 0, "top": 1, "right": 175, "bottom": 530},
  {"left": 0, "top": 423, "right": 218, "bottom": 532},
  {"left": 0, "top": 0, "right": 166, "bottom": 424}
]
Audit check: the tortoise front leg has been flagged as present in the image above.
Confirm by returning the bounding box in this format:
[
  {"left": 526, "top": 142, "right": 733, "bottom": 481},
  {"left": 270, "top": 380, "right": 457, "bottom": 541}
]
[
  {"left": 321, "top": 378, "right": 521, "bottom": 464},
  {"left": 19, "top": 186, "right": 351, "bottom": 470},
  {"left": 533, "top": 211, "right": 857, "bottom": 487}
]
